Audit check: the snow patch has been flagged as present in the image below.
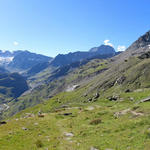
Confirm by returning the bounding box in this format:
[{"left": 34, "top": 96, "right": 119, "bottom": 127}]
[
  {"left": 0, "top": 56, "right": 14, "bottom": 64},
  {"left": 66, "top": 84, "right": 80, "bottom": 92}
]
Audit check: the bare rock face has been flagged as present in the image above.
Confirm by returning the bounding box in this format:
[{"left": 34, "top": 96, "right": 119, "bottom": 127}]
[
  {"left": 137, "top": 31, "right": 150, "bottom": 47},
  {"left": 115, "top": 76, "right": 126, "bottom": 85},
  {"left": 113, "top": 30, "right": 150, "bottom": 64},
  {"left": 138, "top": 51, "right": 150, "bottom": 59},
  {"left": 128, "top": 31, "right": 150, "bottom": 51}
]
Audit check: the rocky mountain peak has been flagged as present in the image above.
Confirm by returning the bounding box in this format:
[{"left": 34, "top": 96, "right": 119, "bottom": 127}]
[
  {"left": 130, "top": 31, "right": 150, "bottom": 50},
  {"left": 89, "top": 44, "right": 115, "bottom": 55},
  {"left": 138, "top": 31, "right": 150, "bottom": 43}
]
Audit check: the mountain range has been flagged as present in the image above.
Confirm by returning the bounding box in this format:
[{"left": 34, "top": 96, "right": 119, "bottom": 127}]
[{"left": 0, "top": 44, "right": 117, "bottom": 105}]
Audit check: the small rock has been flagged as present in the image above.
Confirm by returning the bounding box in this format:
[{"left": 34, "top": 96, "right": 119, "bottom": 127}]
[
  {"left": 125, "top": 89, "right": 131, "bottom": 93},
  {"left": 90, "top": 147, "right": 99, "bottom": 150},
  {"left": 94, "top": 93, "right": 100, "bottom": 99},
  {"left": 85, "top": 106, "right": 95, "bottom": 111},
  {"left": 88, "top": 98, "right": 92, "bottom": 102},
  {"left": 114, "top": 109, "right": 131, "bottom": 118},
  {"left": 62, "top": 113, "right": 72, "bottom": 116},
  {"left": 130, "top": 97, "right": 134, "bottom": 101},
  {"left": 130, "top": 111, "right": 143, "bottom": 117},
  {"left": 22, "top": 127, "right": 28, "bottom": 130},
  {"left": 64, "top": 132, "right": 74, "bottom": 137},
  {"left": 60, "top": 105, "right": 68, "bottom": 108},
  {"left": 108, "top": 95, "right": 118, "bottom": 101}
]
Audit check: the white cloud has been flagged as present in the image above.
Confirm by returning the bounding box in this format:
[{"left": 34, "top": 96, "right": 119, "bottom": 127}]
[
  {"left": 117, "top": 45, "right": 126, "bottom": 51},
  {"left": 13, "top": 41, "right": 19, "bottom": 46},
  {"left": 103, "top": 40, "right": 114, "bottom": 47}
]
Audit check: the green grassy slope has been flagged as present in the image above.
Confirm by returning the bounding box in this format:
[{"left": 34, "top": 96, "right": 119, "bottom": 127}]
[
  {"left": 1, "top": 86, "right": 150, "bottom": 149},
  {"left": 3, "top": 53, "right": 150, "bottom": 118},
  {"left": 2, "top": 59, "right": 108, "bottom": 118}
]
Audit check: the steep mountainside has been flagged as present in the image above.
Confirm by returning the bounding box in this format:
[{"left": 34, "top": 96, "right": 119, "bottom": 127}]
[
  {"left": 25, "top": 61, "right": 50, "bottom": 77},
  {"left": 0, "top": 67, "right": 9, "bottom": 73},
  {"left": 111, "top": 30, "right": 150, "bottom": 64},
  {"left": 0, "top": 72, "right": 28, "bottom": 104},
  {"left": 1, "top": 31, "right": 150, "bottom": 149},
  {"left": 3, "top": 30, "right": 150, "bottom": 117}
]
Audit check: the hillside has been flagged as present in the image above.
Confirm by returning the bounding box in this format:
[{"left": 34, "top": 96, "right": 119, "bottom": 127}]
[
  {"left": 1, "top": 31, "right": 150, "bottom": 149},
  {"left": 3, "top": 31, "right": 150, "bottom": 118},
  {"left": 0, "top": 72, "right": 28, "bottom": 104},
  {"left": 1, "top": 69, "right": 150, "bottom": 149}
]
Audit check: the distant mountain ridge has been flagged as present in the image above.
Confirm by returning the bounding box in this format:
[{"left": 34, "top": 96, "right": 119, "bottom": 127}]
[
  {"left": 8, "top": 50, "right": 52, "bottom": 70},
  {"left": 25, "top": 44, "right": 117, "bottom": 77},
  {"left": 50, "top": 45, "right": 117, "bottom": 67},
  {"left": 0, "top": 45, "right": 118, "bottom": 79},
  {"left": 0, "top": 50, "right": 52, "bottom": 72}
]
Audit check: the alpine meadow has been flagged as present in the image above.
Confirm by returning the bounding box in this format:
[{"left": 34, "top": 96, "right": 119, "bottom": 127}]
[{"left": 0, "top": 1, "right": 150, "bottom": 150}]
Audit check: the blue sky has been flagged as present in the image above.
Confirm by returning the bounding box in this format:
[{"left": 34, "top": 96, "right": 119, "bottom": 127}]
[{"left": 0, "top": 0, "right": 150, "bottom": 57}]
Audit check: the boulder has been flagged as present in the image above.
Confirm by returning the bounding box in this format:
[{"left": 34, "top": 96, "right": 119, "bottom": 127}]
[
  {"left": 88, "top": 98, "right": 92, "bottom": 102},
  {"left": 22, "top": 127, "right": 28, "bottom": 130},
  {"left": 94, "top": 93, "right": 100, "bottom": 99},
  {"left": 0, "top": 121, "right": 7, "bottom": 125},
  {"left": 125, "top": 89, "right": 131, "bottom": 93},
  {"left": 108, "top": 95, "right": 118, "bottom": 101},
  {"left": 62, "top": 113, "right": 72, "bottom": 116}
]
